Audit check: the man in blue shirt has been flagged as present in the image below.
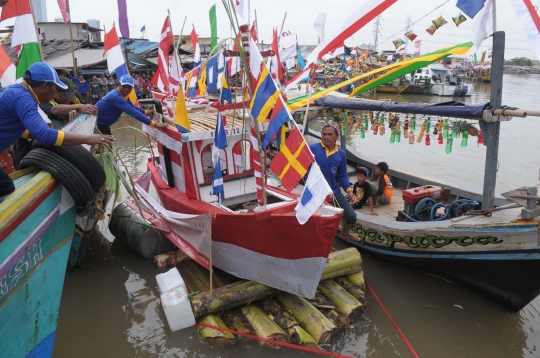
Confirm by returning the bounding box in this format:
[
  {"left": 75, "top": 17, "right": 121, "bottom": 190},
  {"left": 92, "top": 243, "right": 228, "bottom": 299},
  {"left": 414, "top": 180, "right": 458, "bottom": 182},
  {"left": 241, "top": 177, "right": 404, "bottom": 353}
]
[
  {"left": 309, "top": 122, "right": 359, "bottom": 241},
  {"left": 96, "top": 74, "right": 167, "bottom": 135},
  {"left": 66, "top": 72, "right": 89, "bottom": 103},
  {"left": 0, "top": 62, "right": 115, "bottom": 197}
]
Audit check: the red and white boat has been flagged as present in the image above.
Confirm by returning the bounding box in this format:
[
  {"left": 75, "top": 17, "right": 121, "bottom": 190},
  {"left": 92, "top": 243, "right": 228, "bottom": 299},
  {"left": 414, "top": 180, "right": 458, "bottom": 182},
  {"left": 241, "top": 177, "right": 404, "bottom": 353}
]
[{"left": 141, "top": 109, "right": 342, "bottom": 298}]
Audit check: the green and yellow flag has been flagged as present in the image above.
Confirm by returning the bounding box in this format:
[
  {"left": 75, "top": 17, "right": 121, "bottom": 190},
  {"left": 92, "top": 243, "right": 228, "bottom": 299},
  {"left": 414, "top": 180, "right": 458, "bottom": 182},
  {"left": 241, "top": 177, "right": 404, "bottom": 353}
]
[{"left": 286, "top": 41, "right": 473, "bottom": 111}]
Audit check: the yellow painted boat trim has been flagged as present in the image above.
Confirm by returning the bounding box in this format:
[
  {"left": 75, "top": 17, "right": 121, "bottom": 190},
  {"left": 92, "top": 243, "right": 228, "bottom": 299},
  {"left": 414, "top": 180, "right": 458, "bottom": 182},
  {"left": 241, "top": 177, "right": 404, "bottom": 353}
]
[
  {"left": 0, "top": 171, "right": 55, "bottom": 222},
  {"left": 9, "top": 166, "right": 39, "bottom": 180}
]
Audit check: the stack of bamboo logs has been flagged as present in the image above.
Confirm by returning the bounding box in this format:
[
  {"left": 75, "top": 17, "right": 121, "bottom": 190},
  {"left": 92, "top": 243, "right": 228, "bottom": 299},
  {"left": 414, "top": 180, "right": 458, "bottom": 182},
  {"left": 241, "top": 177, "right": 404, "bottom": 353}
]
[{"left": 193, "top": 248, "right": 368, "bottom": 350}]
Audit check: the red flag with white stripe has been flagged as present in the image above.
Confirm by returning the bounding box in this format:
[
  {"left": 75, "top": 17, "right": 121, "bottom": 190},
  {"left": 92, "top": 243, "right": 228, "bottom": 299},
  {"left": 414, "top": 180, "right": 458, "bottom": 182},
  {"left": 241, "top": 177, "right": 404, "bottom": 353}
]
[{"left": 152, "top": 16, "right": 174, "bottom": 93}]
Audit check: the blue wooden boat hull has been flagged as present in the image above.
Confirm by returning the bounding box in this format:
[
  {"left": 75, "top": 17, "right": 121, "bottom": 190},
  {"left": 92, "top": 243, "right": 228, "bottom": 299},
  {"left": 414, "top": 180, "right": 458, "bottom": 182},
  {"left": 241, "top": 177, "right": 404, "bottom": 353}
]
[{"left": 0, "top": 184, "right": 76, "bottom": 357}]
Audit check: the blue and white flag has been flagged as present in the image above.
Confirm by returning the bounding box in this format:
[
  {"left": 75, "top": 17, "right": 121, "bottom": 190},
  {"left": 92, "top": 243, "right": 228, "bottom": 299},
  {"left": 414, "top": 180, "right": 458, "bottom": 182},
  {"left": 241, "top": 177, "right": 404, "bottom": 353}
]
[
  {"left": 456, "top": 0, "right": 487, "bottom": 19},
  {"left": 140, "top": 25, "right": 146, "bottom": 32},
  {"left": 206, "top": 55, "right": 219, "bottom": 94},
  {"left": 210, "top": 112, "right": 228, "bottom": 204},
  {"left": 295, "top": 163, "right": 332, "bottom": 225}
]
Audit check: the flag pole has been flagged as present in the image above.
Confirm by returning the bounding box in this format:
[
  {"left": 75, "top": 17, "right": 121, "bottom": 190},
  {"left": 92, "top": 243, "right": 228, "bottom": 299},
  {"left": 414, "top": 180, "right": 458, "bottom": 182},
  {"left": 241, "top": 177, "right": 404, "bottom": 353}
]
[
  {"left": 278, "top": 12, "right": 287, "bottom": 46},
  {"left": 68, "top": 22, "right": 77, "bottom": 76},
  {"left": 301, "top": 64, "right": 316, "bottom": 135},
  {"left": 28, "top": 0, "right": 43, "bottom": 60},
  {"left": 209, "top": 211, "right": 213, "bottom": 296}
]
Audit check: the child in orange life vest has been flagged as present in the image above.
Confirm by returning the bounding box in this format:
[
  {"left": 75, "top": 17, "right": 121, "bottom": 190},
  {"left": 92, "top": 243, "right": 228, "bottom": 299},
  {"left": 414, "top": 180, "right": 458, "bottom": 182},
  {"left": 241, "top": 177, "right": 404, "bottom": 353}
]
[{"left": 371, "top": 162, "right": 393, "bottom": 207}]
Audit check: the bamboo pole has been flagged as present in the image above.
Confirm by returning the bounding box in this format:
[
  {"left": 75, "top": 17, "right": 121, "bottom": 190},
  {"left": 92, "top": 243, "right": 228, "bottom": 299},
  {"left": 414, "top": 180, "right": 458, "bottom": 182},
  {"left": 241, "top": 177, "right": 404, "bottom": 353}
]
[
  {"left": 28, "top": 0, "right": 43, "bottom": 60},
  {"left": 199, "top": 314, "right": 236, "bottom": 346},
  {"left": 68, "top": 23, "right": 77, "bottom": 76},
  {"left": 318, "top": 280, "right": 364, "bottom": 318},
  {"left": 278, "top": 12, "right": 288, "bottom": 46},
  {"left": 275, "top": 293, "right": 337, "bottom": 345},
  {"left": 263, "top": 298, "right": 320, "bottom": 350},
  {"left": 240, "top": 305, "right": 290, "bottom": 348}
]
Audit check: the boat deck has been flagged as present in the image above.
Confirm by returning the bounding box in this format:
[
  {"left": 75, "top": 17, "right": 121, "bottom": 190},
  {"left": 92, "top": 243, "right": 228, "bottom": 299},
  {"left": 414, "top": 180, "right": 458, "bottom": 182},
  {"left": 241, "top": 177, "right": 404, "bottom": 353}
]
[
  {"left": 183, "top": 111, "right": 246, "bottom": 133},
  {"left": 347, "top": 173, "right": 404, "bottom": 220}
]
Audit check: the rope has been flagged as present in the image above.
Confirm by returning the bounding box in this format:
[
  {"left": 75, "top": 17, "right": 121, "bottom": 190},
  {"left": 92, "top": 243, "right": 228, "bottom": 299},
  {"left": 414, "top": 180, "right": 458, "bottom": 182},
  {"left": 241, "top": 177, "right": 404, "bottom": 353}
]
[
  {"left": 197, "top": 322, "right": 352, "bottom": 358},
  {"left": 366, "top": 282, "right": 420, "bottom": 358}
]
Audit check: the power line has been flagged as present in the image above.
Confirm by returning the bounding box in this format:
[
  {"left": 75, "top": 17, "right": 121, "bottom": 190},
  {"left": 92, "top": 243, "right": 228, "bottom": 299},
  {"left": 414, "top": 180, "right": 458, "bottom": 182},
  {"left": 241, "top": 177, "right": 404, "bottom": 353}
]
[{"left": 376, "top": 0, "right": 451, "bottom": 49}]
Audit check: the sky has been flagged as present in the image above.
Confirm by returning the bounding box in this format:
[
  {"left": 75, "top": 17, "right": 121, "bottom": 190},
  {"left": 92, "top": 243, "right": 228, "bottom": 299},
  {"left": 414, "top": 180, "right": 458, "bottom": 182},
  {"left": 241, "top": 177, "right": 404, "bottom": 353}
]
[{"left": 34, "top": 0, "right": 539, "bottom": 60}]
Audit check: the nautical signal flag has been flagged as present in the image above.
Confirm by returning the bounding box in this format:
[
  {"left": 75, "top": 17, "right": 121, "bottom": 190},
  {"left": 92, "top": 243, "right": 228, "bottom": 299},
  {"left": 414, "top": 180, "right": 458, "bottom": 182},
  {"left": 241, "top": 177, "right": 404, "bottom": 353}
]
[
  {"left": 221, "top": 61, "right": 232, "bottom": 104},
  {"left": 186, "top": 65, "right": 200, "bottom": 98},
  {"left": 210, "top": 112, "right": 227, "bottom": 204},
  {"left": 456, "top": 0, "right": 487, "bottom": 19},
  {"left": 295, "top": 161, "right": 332, "bottom": 225},
  {"left": 270, "top": 126, "right": 314, "bottom": 192},
  {"left": 281, "top": 30, "right": 293, "bottom": 37},
  {"left": 263, "top": 96, "right": 292, "bottom": 149},
  {"left": 250, "top": 65, "right": 279, "bottom": 122},
  {"left": 174, "top": 84, "right": 191, "bottom": 133}
]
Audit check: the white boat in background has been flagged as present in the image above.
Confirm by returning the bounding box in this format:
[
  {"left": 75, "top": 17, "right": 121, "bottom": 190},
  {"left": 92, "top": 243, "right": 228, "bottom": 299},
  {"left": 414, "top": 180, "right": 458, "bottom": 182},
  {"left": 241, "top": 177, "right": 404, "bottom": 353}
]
[{"left": 414, "top": 65, "right": 474, "bottom": 97}]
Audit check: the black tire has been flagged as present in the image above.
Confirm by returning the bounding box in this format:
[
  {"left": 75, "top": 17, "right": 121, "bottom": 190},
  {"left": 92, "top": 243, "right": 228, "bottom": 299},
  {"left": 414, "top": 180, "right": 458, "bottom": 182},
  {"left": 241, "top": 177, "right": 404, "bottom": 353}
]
[
  {"left": 32, "top": 141, "right": 106, "bottom": 191},
  {"left": 20, "top": 148, "right": 95, "bottom": 208}
]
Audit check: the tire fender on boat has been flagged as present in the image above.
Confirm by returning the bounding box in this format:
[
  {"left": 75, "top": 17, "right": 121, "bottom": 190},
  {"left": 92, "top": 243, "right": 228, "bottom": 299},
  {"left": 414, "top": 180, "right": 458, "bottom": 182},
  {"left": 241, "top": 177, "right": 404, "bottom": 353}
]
[{"left": 19, "top": 148, "right": 95, "bottom": 208}]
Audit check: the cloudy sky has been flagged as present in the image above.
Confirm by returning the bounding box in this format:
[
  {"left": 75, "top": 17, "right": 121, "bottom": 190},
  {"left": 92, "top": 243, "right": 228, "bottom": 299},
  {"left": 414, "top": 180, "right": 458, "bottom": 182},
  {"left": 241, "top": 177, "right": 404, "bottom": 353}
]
[{"left": 37, "top": 0, "right": 537, "bottom": 59}]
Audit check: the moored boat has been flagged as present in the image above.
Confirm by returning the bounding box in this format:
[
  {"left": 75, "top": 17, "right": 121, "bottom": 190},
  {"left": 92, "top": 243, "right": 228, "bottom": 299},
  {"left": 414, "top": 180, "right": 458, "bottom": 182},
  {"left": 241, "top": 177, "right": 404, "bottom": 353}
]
[
  {"left": 414, "top": 65, "right": 474, "bottom": 96},
  {"left": 403, "top": 79, "right": 434, "bottom": 94},
  {"left": 142, "top": 109, "right": 343, "bottom": 299},
  {"left": 307, "top": 95, "right": 540, "bottom": 311},
  {"left": 0, "top": 114, "right": 99, "bottom": 357},
  {"left": 375, "top": 83, "right": 409, "bottom": 94}
]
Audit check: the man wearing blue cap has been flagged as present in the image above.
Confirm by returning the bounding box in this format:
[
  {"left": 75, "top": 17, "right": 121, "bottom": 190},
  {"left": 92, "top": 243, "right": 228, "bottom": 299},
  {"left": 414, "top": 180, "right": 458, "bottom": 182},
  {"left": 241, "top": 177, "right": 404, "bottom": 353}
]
[
  {"left": 96, "top": 74, "right": 167, "bottom": 135},
  {"left": 0, "top": 62, "right": 115, "bottom": 197}
]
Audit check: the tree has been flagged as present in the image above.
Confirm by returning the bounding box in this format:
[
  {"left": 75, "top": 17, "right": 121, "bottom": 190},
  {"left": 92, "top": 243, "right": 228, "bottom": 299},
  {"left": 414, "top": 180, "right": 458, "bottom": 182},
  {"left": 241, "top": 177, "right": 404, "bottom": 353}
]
[{"left": 505, "top": 57, "right": 533, "bottom": 66}]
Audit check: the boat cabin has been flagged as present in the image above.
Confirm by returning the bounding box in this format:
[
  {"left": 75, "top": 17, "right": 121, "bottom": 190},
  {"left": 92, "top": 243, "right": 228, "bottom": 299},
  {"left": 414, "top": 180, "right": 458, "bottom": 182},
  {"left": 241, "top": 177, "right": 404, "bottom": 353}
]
[{"left": 414, "top": 65, "right": 459, "bottom": 85}]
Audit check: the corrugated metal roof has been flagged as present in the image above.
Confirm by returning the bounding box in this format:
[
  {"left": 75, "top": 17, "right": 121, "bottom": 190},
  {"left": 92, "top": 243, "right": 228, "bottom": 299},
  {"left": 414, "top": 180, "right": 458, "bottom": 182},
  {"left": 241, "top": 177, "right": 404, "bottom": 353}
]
[{"left": 45, "top": 49, "right": 106, "bottom": 68}]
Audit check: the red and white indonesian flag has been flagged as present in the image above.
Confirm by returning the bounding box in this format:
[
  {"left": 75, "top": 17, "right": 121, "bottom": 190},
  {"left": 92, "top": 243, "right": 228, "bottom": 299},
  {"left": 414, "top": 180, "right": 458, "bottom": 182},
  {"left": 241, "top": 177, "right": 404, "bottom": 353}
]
[
  {"left": 286, "top": 0, "right": 396, "bottom": 90},
  {"left": 134, "top": 172, "right": 211, "bottom": 268},
  {"left": 510, "top": 0, "right": 540, "bottom": 61},
  {"left": 190, "top": 25, "right": 201, "bottom": 67},
  {"left": 234, "top": 0, "right": 245, "bottom": 20},
  {"left": 154, "top": 16, "right": 174, "bottom": 93},
  {"left": 0, "top": 45, "right": 16, "bottom": 87},
  {"left": 270, "top": 29, "right": 283, "bottom": 81},
  {"left": 0, "top": 0, "right": 42, "bottom": 79}
]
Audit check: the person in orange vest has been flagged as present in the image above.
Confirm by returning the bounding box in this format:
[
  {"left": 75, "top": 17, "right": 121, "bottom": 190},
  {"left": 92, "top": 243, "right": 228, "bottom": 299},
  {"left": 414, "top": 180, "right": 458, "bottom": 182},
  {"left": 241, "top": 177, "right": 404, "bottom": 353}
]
[{"left": 372, "top": 162, "right": 393, "bottom": 207}]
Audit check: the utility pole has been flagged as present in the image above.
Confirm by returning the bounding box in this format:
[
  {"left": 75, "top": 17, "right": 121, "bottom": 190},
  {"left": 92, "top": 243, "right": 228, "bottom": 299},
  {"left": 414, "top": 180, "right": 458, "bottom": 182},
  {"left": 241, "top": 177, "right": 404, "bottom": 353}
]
[
  {"left": 372, "top": 16, "right": 383, "bottom": 53},
  {"left": 404, "top": 16, "right": 413, "bottom": 54}
]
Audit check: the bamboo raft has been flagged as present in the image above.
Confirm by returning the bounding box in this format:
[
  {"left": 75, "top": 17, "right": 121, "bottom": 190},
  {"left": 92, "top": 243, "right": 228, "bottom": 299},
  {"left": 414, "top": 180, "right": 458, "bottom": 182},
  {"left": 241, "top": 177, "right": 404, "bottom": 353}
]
[{"left": 156, "top": 247, "right": 369, "bottom": 351}]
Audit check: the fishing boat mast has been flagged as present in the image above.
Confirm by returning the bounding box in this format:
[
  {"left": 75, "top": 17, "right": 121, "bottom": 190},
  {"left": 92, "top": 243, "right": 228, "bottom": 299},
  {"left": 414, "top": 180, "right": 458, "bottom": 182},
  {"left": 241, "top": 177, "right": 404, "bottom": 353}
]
[{"left": 481, "top": 0, "right": 502, "bottom": 209}]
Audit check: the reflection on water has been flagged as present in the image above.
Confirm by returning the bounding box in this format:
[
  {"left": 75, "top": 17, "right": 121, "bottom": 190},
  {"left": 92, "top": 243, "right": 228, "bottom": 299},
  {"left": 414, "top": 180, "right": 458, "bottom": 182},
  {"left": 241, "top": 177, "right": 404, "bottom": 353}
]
[{"left": 55, "top": 75, "right": 540, "bottom": 357}]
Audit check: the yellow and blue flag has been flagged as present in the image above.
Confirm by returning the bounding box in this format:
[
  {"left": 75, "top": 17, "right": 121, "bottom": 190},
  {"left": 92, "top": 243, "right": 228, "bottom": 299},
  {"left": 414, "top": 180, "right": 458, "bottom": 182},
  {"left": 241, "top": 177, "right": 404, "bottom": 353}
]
[
  {"left": 250, "top": 65, "right": 279, "bottom": 122},
  {"left": 221, "top": 62, "right": 232, "bottom": 104},
  {"left": 175, "top": 87, "right": 191, "bottom": 133}
]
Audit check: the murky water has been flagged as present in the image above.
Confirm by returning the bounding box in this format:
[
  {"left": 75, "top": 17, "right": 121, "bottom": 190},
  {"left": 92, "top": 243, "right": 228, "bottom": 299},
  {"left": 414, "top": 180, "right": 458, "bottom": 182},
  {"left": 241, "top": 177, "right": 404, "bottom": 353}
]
[{"left": 55, "top": 75, "right": 540, "bottom": 357}]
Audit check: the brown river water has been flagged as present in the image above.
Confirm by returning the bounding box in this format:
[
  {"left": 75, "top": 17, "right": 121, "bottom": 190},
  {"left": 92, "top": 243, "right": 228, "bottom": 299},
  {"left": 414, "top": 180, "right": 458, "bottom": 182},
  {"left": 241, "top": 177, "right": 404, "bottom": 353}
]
[{"left": 54, "top": 74, "right": 540, "bottom": 357}]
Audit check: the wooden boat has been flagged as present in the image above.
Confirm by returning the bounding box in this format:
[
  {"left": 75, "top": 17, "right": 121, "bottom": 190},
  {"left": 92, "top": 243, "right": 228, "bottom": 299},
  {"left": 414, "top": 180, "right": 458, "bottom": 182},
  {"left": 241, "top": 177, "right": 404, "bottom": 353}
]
[
  {"left": 403, "top": 79, "right": 434, "bottom": 94},
  {"left": 307, "top": 95, "right": 540, "bottom": 311},
  {"left": 375, "top": 83, "right": 409, "bottom": 94},
  {"left": 142, "top": 108, "right": 342, "bottom": 299},
  {"left": 0, "top": 114, "right": 97, "bottom": 357},
  {"left": 414, "top": 65, "right": 475, "bottom": 96}
]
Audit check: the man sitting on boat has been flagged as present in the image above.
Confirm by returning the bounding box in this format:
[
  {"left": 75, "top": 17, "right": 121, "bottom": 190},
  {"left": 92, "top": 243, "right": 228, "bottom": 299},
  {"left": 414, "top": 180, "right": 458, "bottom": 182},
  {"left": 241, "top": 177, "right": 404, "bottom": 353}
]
[
  {"left": 40, "top": 76, "right": 98, "bottom": 130},
  {"left": 372, "top": 162, "right": 393, "bottom": 207},
  {"left": 310, "top": 122, "right": 360, "bottom": 241},
  {"left": 95, "top": 74, "right": 168, "bottom": 135},
  {"left": 353, "top": 166, "right": 378, "bottom": 216},
  {"left": 0, "top": 62, "right": 115, "bottom": 197}
]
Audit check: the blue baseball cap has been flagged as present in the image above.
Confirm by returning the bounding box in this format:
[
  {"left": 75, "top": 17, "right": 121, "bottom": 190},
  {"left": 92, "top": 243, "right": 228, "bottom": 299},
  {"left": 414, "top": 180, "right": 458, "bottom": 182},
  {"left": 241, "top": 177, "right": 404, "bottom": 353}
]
[
  {"left": 23, "top": 62, "right": 68, "bottom": 89},
  {"left": 119, "top": 74, "right": 134, "bottom": 87}
]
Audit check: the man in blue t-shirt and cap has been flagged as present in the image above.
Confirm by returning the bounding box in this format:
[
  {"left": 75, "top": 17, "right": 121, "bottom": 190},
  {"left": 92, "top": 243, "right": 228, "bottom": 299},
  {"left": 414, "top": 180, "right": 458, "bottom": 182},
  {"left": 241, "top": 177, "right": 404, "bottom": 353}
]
[
  {"left": 96, "top": 74, "right": 168, "bottom": 135},
  {"left": 0, "top": 62, "right": 115, "bottom": 198}
]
